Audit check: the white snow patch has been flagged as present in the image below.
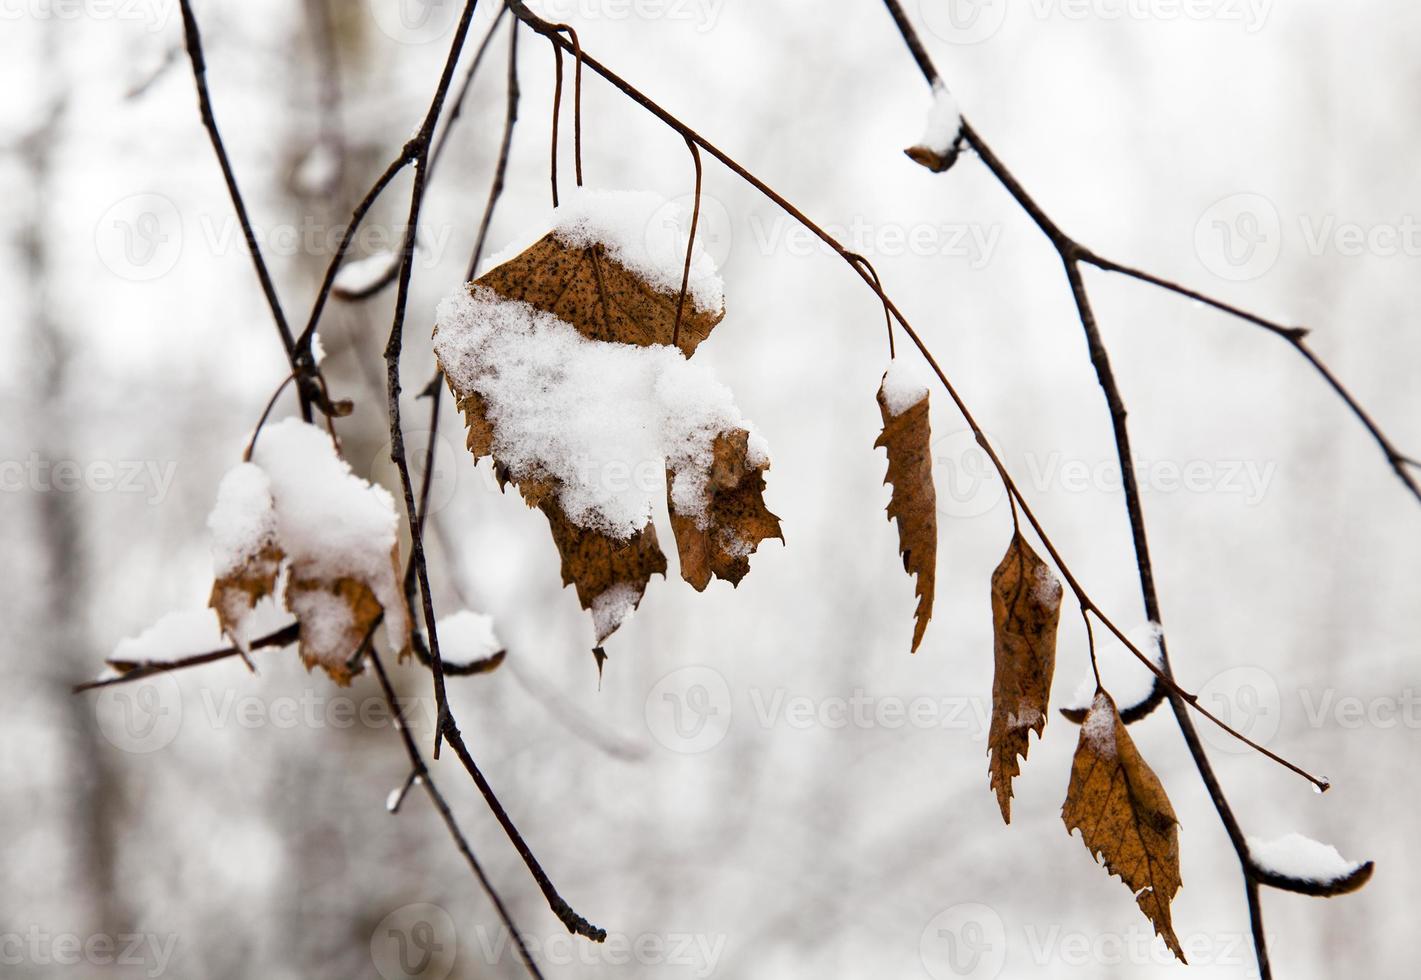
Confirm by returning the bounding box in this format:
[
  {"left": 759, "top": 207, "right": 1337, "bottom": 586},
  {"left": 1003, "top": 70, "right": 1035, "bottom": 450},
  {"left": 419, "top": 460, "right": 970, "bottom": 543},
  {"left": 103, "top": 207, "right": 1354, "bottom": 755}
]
[
  {"left": 1065, "top": 621, "right": 1163, "bottom": 717},
  {"left": 1031, "top": 561, "right": 1063, "bottom": 609},
  {"left": 1248, "top": 833, "right": 1365, "bottom": 884},
  {"left": 433, "top": 285, "right": 767, "bottom": 538},
  {"left": 113, "top": 608, "right": 225, "bottom": 662},
  {"left": 591, "top": 582, "right": 643, "bottom": 643},
  {"left": 480, "top": 187, "right": 724, "bottom": 314},
  {"left": 1080, "top": 692, "right": 1117, "bottom": 756},
  {"left": 208, "top": 463, "right": 277, "bottom": 578},
  {"left": 242, "top": 419, "right": 408, "bottom": 651},
  {"left": 294, "top": 140, "right": 341, "bottom": 196},
  {"left": 879, "top": 359, "right": 931, "bottom": 416},
  {"left": 333, "top": 250, "right": 398, "bottom": 296},
  {"left": 916, "top": 82, "right": 962, "bottom": 154},
  {"left": 435, "top": 610, "right": 503, "bottom": 665}
]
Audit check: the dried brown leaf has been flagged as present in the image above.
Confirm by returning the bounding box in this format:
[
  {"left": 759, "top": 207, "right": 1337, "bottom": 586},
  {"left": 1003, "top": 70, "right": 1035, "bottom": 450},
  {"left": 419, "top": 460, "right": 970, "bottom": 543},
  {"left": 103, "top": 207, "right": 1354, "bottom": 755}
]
[
  {"left": 904, "top": 144, "right": 960, "bottom": 173},
  {"left": 668, "top": 428, "right": 782, "bottom": 591},
  {"left": 475, "top": 234, "right": 723, "bottom": 356},
  {"left": 1062, "top": 691, "right": 1186, "bottom": 962},
  {"left": 875, "top": 377, "right": 937, "bottom": 651},
  {"left": 536, "top": 491, "right": 667, "bottom": 644},
  {"left": 452, "top": 390, "right": 666, "bottom": 643},
  {"left": 283, "top": 546, "right": 411, "bottom": 686},
  {"left": 988, "top": 532, "right": 1063, "bottom": 823},
  {"left": 209, "top": 540, "right": 283, "bottom": 651}
]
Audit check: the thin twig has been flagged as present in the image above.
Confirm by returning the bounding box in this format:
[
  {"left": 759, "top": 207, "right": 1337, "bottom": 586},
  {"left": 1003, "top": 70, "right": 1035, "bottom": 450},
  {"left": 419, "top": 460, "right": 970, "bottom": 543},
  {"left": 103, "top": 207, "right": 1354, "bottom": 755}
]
[
  {"left": 548, "top": 38, "right": 563, "bottom": 207},
  {"left": 301, "top": 7, "right": 511, "bottom": 314},
  {"left": 501, "top": 0, "right": 1325, "bottom": 783},
  {"left": 73, "top": 623, "right": 301, "bottom": 693},
  {"left": 242, "top": 371, "right": 297, "bottom": 461},
  {"left": 439, "top": 715, "right": 607, "bottom": 941},
  {"left": 365, "top": 648, "right": 548, "bottom": 980},
  {"left": 671, "top": 135, "right": 702, "bottom": 349},
  {"left": 468, "top": 19, "right": 522, "bottom": 282},
  {"left": 176, "top": 0, "right": 312, "bottom": 419},
  {"left": 381, "top": 0, "right": 489, "bottom": 765},
  {"left": 871, "top": 2, "right": 1396, "bottom": 973},
  {"left": 549, "top": 23, "right": 583, "bottom": 187}
]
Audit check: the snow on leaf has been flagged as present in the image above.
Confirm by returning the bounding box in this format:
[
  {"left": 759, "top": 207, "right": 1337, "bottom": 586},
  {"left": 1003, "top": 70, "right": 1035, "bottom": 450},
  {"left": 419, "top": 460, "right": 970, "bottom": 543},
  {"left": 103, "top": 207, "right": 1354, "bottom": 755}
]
[
  {"left": 1062, "top": 692, "right": 1186, "bottom": 963},
  {"left": 988, "top": 532, "right": 1062, "bottom": 823},
  {"left": 905, "top": 82, "right": 963, "bottom": 173},
  {"left": 207, "top": 420, "right": 411, "bottom": 685},
  {"left": 442, "top": 380, "right": 667, "bottom": 645},
  {"left": 668, "top": 427, "right": 782, "bottom": 591},
  {"left": 286, "top": 566, "right": 391, "bottom": 685},
  {"left": 475, "top": 188, "right": 724, "bottom": 357},
  {"left": 434, "top": 203, "right": 776, "bottom": 645},
  {"left": 874, "top": 365, "right": 937, "bottom": 651},
  {"left": 208, "top": 462, "right": 283, "bottom": 652}
]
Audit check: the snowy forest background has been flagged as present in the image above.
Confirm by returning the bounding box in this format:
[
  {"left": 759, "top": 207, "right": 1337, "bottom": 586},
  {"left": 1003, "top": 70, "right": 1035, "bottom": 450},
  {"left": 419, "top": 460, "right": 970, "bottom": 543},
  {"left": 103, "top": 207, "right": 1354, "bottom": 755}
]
[{"left": 3, "top": 0, "right": 1419, "bottom": 977}]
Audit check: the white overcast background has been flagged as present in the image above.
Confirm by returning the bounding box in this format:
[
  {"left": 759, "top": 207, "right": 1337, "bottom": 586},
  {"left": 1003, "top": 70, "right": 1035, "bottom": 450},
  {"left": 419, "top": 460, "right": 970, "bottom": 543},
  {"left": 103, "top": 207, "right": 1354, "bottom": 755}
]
[{"left": 2, "top": 0, "right": 1418, "bottom": 978}]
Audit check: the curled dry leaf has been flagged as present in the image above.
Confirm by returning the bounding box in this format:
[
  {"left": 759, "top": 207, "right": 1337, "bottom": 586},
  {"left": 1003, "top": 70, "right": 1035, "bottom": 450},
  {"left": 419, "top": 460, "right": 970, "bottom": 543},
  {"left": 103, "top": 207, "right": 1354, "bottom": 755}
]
[
  {"left": 453, "top": 391, "right": 668, "bottom": 645},
  {"left": 477, "top": 232, "right": 723, "bottom": 357},
  {"left": 207, "top": 421, "right": 412, "bottom": 686},
  {"left": 875, "top": 371, "right": 937, "bottom": 651},
  {"left": 539, "top": 489, "right": 669, "bottom": 644},
  {"left": 988, "top": 532, "right": 1062, "bottom": 823},
  {"left": 436, "top": 194, "right": 777, "bottom": 646},
  {"left": 210, "top": 540, "right": 282, "bottom": 651},
  {"left": 904, "top": 144, "right": 959, "bottom": 174},
  {"left": 286, "top": 565, "right": 390, "bottom": 685},
  {"left": 1063, "top": 691, "right": 1186, "bottom": 963},
  {"left": 668, "top": 428, "right": 783, "bottom": 591}
]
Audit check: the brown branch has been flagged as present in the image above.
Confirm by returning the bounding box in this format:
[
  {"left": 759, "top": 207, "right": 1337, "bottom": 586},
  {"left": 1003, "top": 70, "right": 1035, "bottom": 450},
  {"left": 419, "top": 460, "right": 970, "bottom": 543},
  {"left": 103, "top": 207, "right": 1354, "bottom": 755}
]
[
  {"left": 671, "top": 135, "right": 702, "bottom": 349},
  {"left": 500, "top": 0, "right": 1326, "bottom": 784},
  {"left": 176, "top": 0, "right": 314, "bottom": 420},
  {"left": 73, "top": 623, "right": 301, "bottom": 693},
  {"left": 365, "top": 648, "right": 547, "bottom": 980},
  {"left": 438, "top": 715, "right": 607, "bottom": 942},
  {"left": 875, "top": 1, "right": 1396, "bottom": 974},
  {"left": 328, "top": 7, "right": 513, "bottom": 304}
]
